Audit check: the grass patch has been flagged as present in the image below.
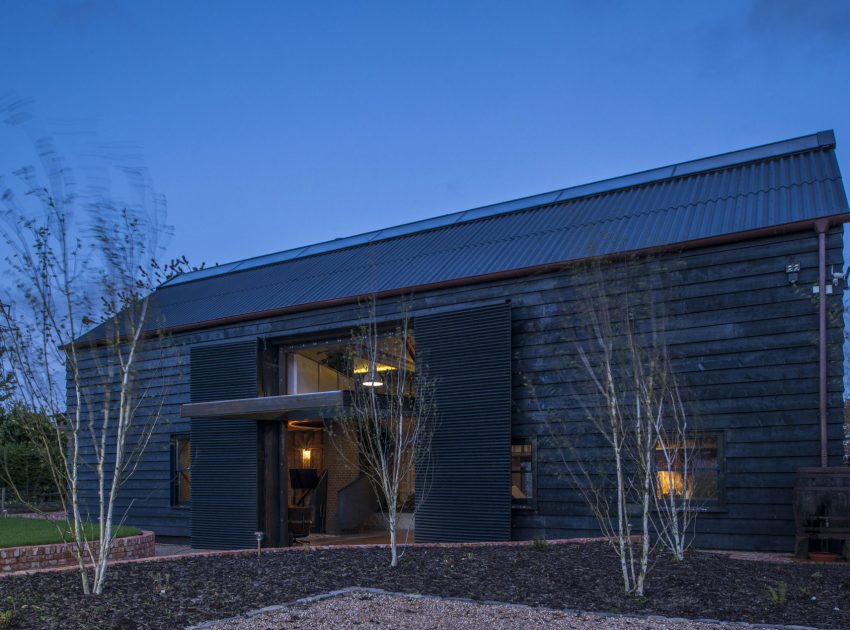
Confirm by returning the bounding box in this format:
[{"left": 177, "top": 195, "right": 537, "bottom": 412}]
[{"left": 0, "top": 517, "right": 140, "bottom": 548}]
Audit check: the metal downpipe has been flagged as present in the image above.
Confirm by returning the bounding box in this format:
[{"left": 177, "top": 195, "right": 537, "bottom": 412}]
[{"left": 815, "top": 219, "right": 829, "bottom": 467}]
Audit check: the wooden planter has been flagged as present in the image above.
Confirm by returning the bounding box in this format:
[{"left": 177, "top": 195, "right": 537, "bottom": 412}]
[{"left": 794, "top": 467, "right": 850, "bottom": 560}]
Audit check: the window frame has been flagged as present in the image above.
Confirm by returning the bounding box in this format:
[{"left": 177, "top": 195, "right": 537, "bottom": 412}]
[
  {"left": 276, "top": 326, "right": 405, "bottom": 396},
  {"left": 511, "top": 436, "right": 537, "bottom": 511},
  {"left": 170, "top": 434, "right": 191, "bottom": 509},
  {"left": 655, "top": 430, "right": 726, "bottom": 511}
]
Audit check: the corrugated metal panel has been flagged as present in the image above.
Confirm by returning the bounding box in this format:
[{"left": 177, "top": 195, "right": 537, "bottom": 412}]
[
  {"left": 162, "top": 130, "right": 837, "bottom": 289},
  {"left": 190, "top": 340, "right": 259, "bottom": 550},
  {"left": 79, "top": 139, "right": 849, "bottom": 339},
  {"left": 190, "top": 341, "right": 259, "bottom": 402},
  {"left": 414, "top": 302, "right": 512, "bottom": 542}
]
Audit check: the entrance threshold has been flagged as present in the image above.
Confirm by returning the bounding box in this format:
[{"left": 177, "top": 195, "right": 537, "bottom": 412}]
[{"left": 303, "top": 530, "right": 416, "bottom": 547}]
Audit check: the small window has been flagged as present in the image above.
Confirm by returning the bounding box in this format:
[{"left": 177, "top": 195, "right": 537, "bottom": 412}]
[
  {"left": 511, "top": 439, "right": 535, "bottom": 508},
  {"left": 171, "top": 435, "right": 191, "bottom": 507},
  {"left": 655, "top": 433, "right": 723, "bottom": 504}
]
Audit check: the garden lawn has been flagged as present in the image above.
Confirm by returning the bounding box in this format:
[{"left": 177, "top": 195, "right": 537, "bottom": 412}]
[
  {"left": 0, "top": 541, "right": 848, "bottom": 629},
  {"left": 0, "top": 517, "right": 140, "bottom": 548}
]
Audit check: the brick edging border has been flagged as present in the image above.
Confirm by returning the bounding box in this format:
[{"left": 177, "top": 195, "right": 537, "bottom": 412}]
[
  {"left": 0, "top": 535, "right": 619, "bottom": 578},
  {"left": 0, "top": 530, "right": 155, "bottom": 575},
  {"left": 186, "top": 586, "right": 820, "bottom": 630}
]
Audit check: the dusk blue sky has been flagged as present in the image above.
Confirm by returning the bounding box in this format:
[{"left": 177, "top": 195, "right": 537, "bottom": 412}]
[{"left": 2, "top": 0, "right": 850, "bottom": 268}]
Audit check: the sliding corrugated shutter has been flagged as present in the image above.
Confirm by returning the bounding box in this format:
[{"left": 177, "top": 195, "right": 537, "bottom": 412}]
[
  {"left": 414, "top": 302, "right": 512, "bottom": 542},
  {"left": 190, "top": 340, "right": 259, "bottom": 549}
]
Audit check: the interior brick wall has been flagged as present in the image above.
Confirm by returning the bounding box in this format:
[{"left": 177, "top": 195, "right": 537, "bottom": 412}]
[{"left": 324, "top": 432, "right": 360, "bottom": 534}]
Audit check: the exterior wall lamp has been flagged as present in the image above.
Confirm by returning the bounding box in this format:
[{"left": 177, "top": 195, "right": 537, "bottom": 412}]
[
  {"left": 301, "top": 448, "right": 312, "bottom": 468},
  {"left": 830, "top": 266, "right": 847, "bottom": 290},
  {"left": 786, "top": 262, "right": 800, "bottom": 285}
]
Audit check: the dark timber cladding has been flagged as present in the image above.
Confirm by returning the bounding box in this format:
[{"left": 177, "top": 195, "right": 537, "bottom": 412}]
[
  {"left": 189, "top": 340, "right": 259, "bottom": 549},
  {"left": 509, "top": 228, "right": 845, "bottom": 550},
  {"left": 69, "top": 131, "right": 849, "bottom": 552},
  {"left": 73, "top": 227, "right": 846, "bottom": 550},
  {"left": 415, "top": 302, "right": 513, "bottom": 542}
]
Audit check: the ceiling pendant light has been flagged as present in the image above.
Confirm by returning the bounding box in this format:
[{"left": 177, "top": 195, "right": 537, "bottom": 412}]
[{"left": 362, "top": 364, "right": 383, "bottom": 388}]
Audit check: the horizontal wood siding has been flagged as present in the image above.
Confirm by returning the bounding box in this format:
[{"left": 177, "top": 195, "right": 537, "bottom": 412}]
[
  {"left": 74, "top": 339, "right": 191, "bottom": 538},
  {"left": 74, "top": 227, "right": 845, "bottom": 551},
  {"left": 510, "top": 228, "right": 845, "bottom": 550}
]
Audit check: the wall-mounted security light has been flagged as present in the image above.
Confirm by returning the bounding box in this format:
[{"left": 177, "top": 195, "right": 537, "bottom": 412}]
[
  {"left": 786, "top": 262, "right": 800, "bottom": 285},
  {"left": 831, "top": 266, "right": 847, "bottom": 290}
]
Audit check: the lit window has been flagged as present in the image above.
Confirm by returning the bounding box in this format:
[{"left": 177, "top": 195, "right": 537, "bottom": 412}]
[
  {"left": 511, "top": 440, "right": 535, "bottom": 508},
  {"left": 655, "top": 434, "right": 722, "bottom": 503},
  {"left": 171, "top": 435, "right": 191, "bottom": 507}
]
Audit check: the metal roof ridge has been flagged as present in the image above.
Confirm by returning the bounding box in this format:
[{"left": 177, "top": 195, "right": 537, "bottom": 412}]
[
  {"left": 155, "top": 173, "right": 843, "bottom": 307},
  {"left": 161, "top": 130, "right": 836, "bottom": 288}
]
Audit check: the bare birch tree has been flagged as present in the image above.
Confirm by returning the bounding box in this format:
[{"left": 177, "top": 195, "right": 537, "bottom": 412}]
[
  {"left": 651, "top": 362, "right": 700, "bottom": 561},
  {"left": 0, "top": 105, "right": 187, "bottom": 594},
  {"left": 330, "top": 297, "right": 434, "bottom": 567},
  {"left": 569, "top": 288, "right": 656, "bottom": 597},
  {"left": 623, "top": 303, "right": 702, "bottom": 563},
  {"left": 537, "top": 263, "right": 700, "bottom": 595}
]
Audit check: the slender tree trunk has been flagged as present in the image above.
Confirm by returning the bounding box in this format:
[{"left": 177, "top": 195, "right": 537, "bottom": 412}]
[
  {"left": 613, "top": 437, "right": 631, "bottom": 593},
  {"left": 637, "top": 442, "right": 651, "bottom": 596},
  {"left": 388, "top": 508, "right": 398, "bottom": 568},
  {"left": 70, "top": 388, "right": 90, "bottom": 594}
]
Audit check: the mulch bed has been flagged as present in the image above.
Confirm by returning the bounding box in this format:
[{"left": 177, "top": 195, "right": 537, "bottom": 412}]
[{"left": 1, "top": 541, "right": 848, "bottom": 629}]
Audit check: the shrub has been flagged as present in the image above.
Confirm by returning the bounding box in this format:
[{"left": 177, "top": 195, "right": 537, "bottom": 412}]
[
  {"left": 0, "top": 404, "right": 61, "bottom": 506},
  {"left": 0, "top": 596, "right": 15, "bottom": 629},
  {"left": 767, "top": 582, "right": 788, "bottom": 606}
]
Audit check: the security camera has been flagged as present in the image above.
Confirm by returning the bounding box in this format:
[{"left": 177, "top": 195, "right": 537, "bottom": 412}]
[{"left": 831, "top": 266, "right": 847, "bottom": 289}]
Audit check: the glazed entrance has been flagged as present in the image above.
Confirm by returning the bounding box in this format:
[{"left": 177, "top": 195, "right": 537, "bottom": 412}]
[{"left": 260, "top": 336, "right": 416, "bottom": 545}]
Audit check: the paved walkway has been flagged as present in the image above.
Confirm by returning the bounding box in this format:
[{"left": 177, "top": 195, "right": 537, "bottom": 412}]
[
  {"left": 155, "top": 543, "right": 209, "bottom": 557},
  {"left": 303, "top": 530, "right": 414, "bottom": 546},
  {"left": 699, "top": 548, "right": 845, "bottom": 565},
  {"left": 156, "top": 531, "right": 414, "bottom": 556}
]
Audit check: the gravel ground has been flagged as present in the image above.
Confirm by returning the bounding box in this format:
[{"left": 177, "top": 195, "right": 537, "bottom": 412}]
[{"left": 204, "top": 591, "right": 743, "bottom": 630}]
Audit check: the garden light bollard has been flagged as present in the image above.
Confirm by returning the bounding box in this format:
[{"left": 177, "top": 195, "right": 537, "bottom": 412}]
[{"left": 254, "top": 531, "right": 264, "bottom": 559}]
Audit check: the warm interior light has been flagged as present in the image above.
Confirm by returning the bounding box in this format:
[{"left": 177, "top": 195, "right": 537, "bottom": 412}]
[
  {"left": 353, "top": 359, "right": 396, "bottom": 374},
  {"left": 301, "top": 448, "right": 312, "bottom": 467},
  {"left": 656, "top": 470, "right": 691, "bottom": 499}
]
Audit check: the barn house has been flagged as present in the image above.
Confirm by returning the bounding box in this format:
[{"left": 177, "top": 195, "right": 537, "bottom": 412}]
[{"left": 77, "top": 130, "right": 849, "bottom": 552}]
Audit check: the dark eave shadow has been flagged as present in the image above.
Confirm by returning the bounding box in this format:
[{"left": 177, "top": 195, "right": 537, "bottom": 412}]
[{"left": 180, "top": 390, "right": 353, "bottom": 421}]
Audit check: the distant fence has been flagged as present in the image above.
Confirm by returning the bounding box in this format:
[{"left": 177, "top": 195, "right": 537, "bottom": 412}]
[{"left": 0, "top": 486, "right": 61, "bottom": 515}]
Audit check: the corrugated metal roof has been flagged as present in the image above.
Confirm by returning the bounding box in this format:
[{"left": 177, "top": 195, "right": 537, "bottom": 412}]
[{"left": 97, "top": 131, "right": 850, "bottom": 335}]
